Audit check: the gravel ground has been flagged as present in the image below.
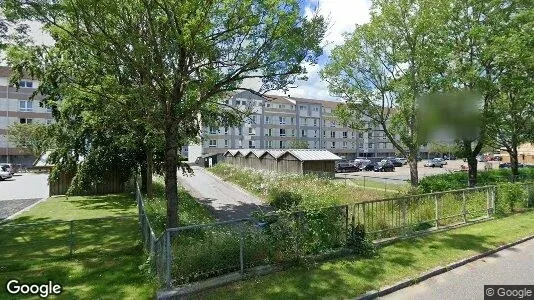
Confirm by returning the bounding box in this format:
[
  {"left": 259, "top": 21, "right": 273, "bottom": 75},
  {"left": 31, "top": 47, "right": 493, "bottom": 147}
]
[
  {"left": 0, "top": 173, "right": 49, "bottom": 221},
  {"left": 0, "top": 198, "right": 42, "bottom": 221}
]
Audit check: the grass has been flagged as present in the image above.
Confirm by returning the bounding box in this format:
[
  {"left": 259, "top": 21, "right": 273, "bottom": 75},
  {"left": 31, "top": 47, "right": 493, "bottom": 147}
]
[
  {"left": 210, "top": 164, "right": 401, "bottom": 209},
  {"left": 0, "top": 194, "right": 158, "bottom": 300},
  {"left": 204, "top": 210, "right": 534, "bottom": 299},
  {"left": 143, "top": 175, "right": 215, "bottom": 235}
]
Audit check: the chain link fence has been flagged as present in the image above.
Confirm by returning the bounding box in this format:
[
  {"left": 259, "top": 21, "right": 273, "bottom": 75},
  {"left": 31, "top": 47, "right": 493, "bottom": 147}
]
[{"left": 136, "top": 180, "right": 533, "bottom": 289}]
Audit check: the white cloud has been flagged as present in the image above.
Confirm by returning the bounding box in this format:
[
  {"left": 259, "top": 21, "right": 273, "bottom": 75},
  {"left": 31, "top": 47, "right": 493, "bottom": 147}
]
[{"left": 278, "top": 0, "right": 372, "bottom": 100}]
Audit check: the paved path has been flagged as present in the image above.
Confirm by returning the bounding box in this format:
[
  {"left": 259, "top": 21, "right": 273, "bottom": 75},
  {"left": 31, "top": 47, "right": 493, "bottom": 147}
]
[
  {"left": 177, "top": 166, "right": 271, "bottom": 221},
  {"left": 0, "top": 173, "right": 49, "bottom": 221},
  {"left": 381, "top": 238, "right": 534, "bottom": 300}
]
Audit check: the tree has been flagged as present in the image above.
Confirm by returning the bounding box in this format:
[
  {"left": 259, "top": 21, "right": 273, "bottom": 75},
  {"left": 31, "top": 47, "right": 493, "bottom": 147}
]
[
  {"left": 7, "top": 122, "right": 52, "bottom": 157},
  {"left": 322, "top": 0, "right": 449, "bottom": 186},
  {"left": 288, "top": 138, "right": 309, "bottom": 149},
  {"left": 6, "top": 0, "right": 326, "bottom": 228}
]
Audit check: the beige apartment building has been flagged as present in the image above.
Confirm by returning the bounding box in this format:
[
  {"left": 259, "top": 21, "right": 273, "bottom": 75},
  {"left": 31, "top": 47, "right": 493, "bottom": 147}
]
[
  {"left": 199, "top": 91, "right": 402, "bottom": 160},
  {"left": 0, "top": 66, "right": 52, "bottom": 165}
]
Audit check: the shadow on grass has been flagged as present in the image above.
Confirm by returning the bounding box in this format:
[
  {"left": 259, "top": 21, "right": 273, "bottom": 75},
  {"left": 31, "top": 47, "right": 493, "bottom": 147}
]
[{"left": 70, "top": 194, "right": 136, "bottom": 212}]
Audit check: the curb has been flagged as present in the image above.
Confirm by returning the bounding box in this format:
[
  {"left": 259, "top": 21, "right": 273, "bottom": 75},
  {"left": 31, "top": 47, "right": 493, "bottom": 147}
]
[
  {"left": 356, "top": 234, "right": 534, "bottom": 299},
  {"left": 0, "top": 196, "right": 51, "bottom": 224}
]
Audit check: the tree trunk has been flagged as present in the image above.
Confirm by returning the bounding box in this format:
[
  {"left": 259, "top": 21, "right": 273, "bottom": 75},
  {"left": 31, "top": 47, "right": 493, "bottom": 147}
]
[
  {"left": 164, "top": 117, "right": 179, "bottom": 229},
  {"left": 510, "top": 149, "right": 519, "bottom": 181},
  {"left": 146, "top": 149, "right": 154, "bottom": 199},
  {"left": 408, "top": 158, "right": 419, "bottom": 187},
  {"left": 140, "top": 160, "right": 147, "bottom": 194},
  {"left": 467, "top": 154, "right": 477, "bottom": 187}
]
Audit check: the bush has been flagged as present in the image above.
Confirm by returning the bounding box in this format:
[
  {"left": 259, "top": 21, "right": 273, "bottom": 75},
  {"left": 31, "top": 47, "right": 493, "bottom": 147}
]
[
  {"left": 347, "top": 223, "right": 375, "bottom": 257},
  {"left": 268, "top": 187, "right": 303, "bottom": 210},
  {"left": 496, "top": 183, "right": 526, "bottom": 215}
]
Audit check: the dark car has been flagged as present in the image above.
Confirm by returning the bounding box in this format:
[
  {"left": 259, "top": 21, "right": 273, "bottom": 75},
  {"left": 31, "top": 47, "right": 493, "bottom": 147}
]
[
  {"left": 361, "top": 162, "right": 377, "bottom": 171},
  {"left": 374, "top": 161, "right": 395, "bottom": 172},
  {"left": 335, "top": 161, "right": 360, "bottom": 173},
  {"left": 389, "top": 159, "right": 403, "bottom": 167},
  {"left": 499, "top": 162, "right": 524, "bottom": 169}
]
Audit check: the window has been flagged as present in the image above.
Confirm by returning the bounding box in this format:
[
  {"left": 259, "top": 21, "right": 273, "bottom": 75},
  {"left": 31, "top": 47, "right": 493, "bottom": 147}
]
[
  {"left": 19, "top": 100, "right": 33, "bottom": 112},
  {"left": 359, "top": 144, "right": 363, "bottom": 149},
  {"left": 279, "top": 104, "right": 286, "bottom": 109},
  {"left": 313, "top": 119, "right": 318, "bottom": 127},
  {"left": 266, "top": 128, "right": 273, "bottom": 136},
  {"left": 279, "top": 140, "right": 284, "bottom": 148},
  {"left": 323, "top": 130, "right": 326, "bottom": 138},
  {"left": 368, "top": 132, "right": 373, "bottom": 138},
  {"left": 19, "top": 81, "right": 33, "bottom": 88},
  {"left": 235, "top": 100, "right": 240, "bottom": 105},
  {"left": 224, "top": 127, "right": 229, "bottom": 135},
  {"left": 209, "top": 127, "right": 218, "bottom": 134},
  {"left": 248, "top": 127, "right": 255, "bottom": 135},
  {"left": 250, "top": 115, "right": 257, "bottom": 124},
  {"left": 368, "top": 143, "right": 374, "bottom": 149},
  {"left": 359, "top": 132, "right": 364, "bottom": 138},
  {"left": 312, "top": 106, "right": 319, "bottom": 112},
  {"left": 280, "top": 128, "right": 286, "bottom": 137},
  {"left": 291, "top": 129, "right": 295, "bottom": 137},
  {"left": 267, "top": 140, "right": 273, "bottom": 148},
  {"left": 331, "top": 142, "right": 336, "bottom": 149},
  {"left": 264, "top": 116, "right": 270, "bottom": 124},
  {"left": 343, "top": 131, "right": 348, "bottom": 138},
  {"left": 279, "top": 117, "right": 286, "bottom": 125},
  {"left": 314, "top": 130, "right": 318, "bottom": 138},
  {"left": 265, "top": 103, "right": 271, "bottom": 108},
  {"left": 238, "top": 127, "right": 243, "bottom": 135},
  {"left": 290, "top": 117, "right": 294, "bottom": 124},
  {"left": 330, "top": 121, "right": 336, "bottom": 127},
  {"left": 301, "top": 129, "right": 306, "bottom": 137},
  {"left": 299, "top": 105, "right": 306, "bottom": 111},
  {"left": 19, "top": 118, "right": 33, "bottom": 124},
  {"left": 330, "top": 131, "right": 335, "bottom": 138},
  {"left": 249, "top": 140, "right": 255, "bottom": 149},
  {"left": 209, "top": 140, "right": 217, "bottom": 148},
  {"left": 224, "top": 140, "right": 229, "bottom": 148},
  {"left": 343, "top": 141, "right": 348, "bottom": 149},
  {"left": 299, "top": 117, "right": 305, "bottom": 124}
]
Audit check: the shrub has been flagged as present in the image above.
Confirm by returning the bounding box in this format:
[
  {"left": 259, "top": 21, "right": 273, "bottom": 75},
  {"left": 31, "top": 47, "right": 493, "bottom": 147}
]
[
  {"left": 496, "top": 183, "right": 525, "bottom": 215},
  {"left": 268, "top": 187, "right": 303, "bottom": 210},
  {"left": 347, "top": 223, "right": 375, "bottom": 257}
]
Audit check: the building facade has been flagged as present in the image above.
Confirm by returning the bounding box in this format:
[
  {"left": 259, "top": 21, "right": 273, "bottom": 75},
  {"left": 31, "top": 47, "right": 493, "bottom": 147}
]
[
  {"left": 199, "top": 91, "right": 404, "bottom": 160},
  {"left": 0, "top": 66, "right": 52, "bottom": 165}
]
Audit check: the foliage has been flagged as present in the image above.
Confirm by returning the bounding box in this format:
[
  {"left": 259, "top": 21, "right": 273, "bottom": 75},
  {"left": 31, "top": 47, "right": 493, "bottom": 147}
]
[
  {"left": 206, "top": 210, "right": 534, "bottom": 299},
  {"left": 210, "top": 163, "right": 393, "bottom": 208},
  {"left": 6, "top": 122, "right": 53, "bottom": 157},
  {"left": 267, "top": 187, "right": 303, "bottom": 210},
  {"left": 347, "top": 223, "right": 375, "bottom": 257},
  {"left": 496, "top": 183, "right": 527, "bottom": 215},
  {"left": 288, "top": 138, "right": 309, "bottom": 149}
]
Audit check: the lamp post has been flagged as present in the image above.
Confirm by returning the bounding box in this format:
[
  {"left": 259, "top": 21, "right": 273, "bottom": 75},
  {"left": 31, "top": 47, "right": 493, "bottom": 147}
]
[{"left": 5, "top": 84, "right": 9, "bottom": 163}]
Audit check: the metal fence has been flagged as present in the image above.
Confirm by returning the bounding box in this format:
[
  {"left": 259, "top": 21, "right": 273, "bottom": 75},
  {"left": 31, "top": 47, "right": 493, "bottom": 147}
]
[{"left": 136, "top": 181, "right": 533, "bottom": 289}]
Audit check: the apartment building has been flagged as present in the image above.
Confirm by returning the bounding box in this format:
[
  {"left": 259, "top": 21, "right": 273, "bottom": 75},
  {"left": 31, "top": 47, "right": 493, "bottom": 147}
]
[
  {"left": 0, "top": 66, "right": 52, "bottom": 165},
  {"left": 199, "top": 91, "right": 400, "bottom": 160}
]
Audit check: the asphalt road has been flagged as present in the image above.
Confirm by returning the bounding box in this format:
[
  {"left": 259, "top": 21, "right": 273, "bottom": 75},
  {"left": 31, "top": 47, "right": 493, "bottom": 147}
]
[
  {"left": 380, "top": 238, "right": 534, "bottom": 300},
  {"left": 177, "top": 166, "right": 271, "bottom": 221},
  {"left": 0, "top": 173, "right": 49, "bottom": 221}
]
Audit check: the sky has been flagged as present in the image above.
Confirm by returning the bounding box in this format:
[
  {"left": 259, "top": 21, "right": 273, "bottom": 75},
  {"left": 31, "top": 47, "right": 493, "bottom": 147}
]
[{"left": 23, "top": 0, "right": 373, "bottom": 101}]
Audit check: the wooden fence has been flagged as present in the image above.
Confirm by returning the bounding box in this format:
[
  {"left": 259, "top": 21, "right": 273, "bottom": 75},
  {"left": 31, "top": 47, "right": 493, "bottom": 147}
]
[{"left": 49, "top": 171, "right": 125, "bottom": 196}]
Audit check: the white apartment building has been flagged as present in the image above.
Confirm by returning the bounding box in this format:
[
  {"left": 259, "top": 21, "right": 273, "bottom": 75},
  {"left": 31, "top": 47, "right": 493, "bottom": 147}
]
[
  {"left": 0, "top": 66, "right": 52, "bottom": 165},
  {"left": 199, "top": 91, "right": 404, "bottom": 160}
]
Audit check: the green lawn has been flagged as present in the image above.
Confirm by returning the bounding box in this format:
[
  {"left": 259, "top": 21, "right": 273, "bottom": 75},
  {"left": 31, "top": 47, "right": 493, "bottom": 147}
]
[
  {"left": 203, "top": 211, "right": 534, "bottom": 299},
  {"left": 0, "top": 194, "right": 158, "bottom": 300}
]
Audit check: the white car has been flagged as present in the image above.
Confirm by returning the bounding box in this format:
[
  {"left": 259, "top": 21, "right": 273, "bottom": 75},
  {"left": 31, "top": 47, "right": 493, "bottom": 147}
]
[
  {"left": 396, "top": 158, "right": 408, "bottom": 165},
  {"left": 434, "top": 158, "right": 447, "bottom": 165},
  {"left": 0, "top": 165, "right": 12, "bottom": 181},
  {"left": 0, "top": 163, "right": 15, "bottom": 175}
]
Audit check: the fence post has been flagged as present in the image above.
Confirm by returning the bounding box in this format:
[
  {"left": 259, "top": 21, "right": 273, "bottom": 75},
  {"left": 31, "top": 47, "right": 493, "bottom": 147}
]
[
  {"left": 363, "top": 176, "right": 366, "bottom": 188},
  {"left": 487, "top": 188, "right": 492, "bottom": 218},
  {"left": 165, "top": 230, "right": 172, "bottom": 288},
  {"left": 434, "top": 196, "right": 439, "bottom": 228},
  {"left": 384, "top": 179, "right": 387, "bottom": 195},
  {"left": 239, "top": 223, "right": 245, "bottom": 275},
  {"left": 402, "top": 199, "right": 408, "bottom": 236},
  {"left": 462, "top": 191, "right": 467, "bottom": 223},
  {"left": 69, "top": 220, "right": 74, "bottom": 256}
]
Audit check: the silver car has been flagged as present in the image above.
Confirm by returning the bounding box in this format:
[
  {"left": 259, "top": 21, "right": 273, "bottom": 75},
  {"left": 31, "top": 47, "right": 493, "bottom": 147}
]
[{"left": 0, "top": 165, "right": 12, "bottom": 181}]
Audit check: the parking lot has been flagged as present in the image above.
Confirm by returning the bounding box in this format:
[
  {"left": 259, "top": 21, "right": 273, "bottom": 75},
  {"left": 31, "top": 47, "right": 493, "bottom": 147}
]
[
  {"left": 335, "top": 159, "right": 502, "bottom": 184},
  {"left": 0, "top": 173, "right": 49, "bottom": 221}
]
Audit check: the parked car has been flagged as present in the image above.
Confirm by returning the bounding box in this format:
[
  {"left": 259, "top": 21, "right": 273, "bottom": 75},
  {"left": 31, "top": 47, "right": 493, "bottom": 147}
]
[
  {"left": 0, "top": 165, "right": 12, "bottom": 181},
  {"left": 424, "top": 158, "right": 444, "bottom": 168},
  {"left": 374, "top": 161, "right": 395, "bottom": 172},
  {"left": 0, "top": 163, "right": 15, "bottom": 175},
  {"left": 433, "top": 157, "right": 447, "bottom": 165},
  {"left": 499, "top": 162, "right": 524, "bottom": 169},
  {"left": 361, "top": 161, "right": 377, "bottom": 171},
  {"left": 335, "top": 161, "right": 360, "bottom": 173},
  {"left": 396, "top": 157, "right": 408, "bottom": 165}
]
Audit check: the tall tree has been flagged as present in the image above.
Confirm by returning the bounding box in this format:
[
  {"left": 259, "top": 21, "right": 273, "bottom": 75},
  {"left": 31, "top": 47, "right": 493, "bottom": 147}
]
[
  {"left": 7, "top": 122, "right": 52, "bottom": 157},
  {"left": 322, "top": 0, "right": 449, "bottom": 186},
  {"left": 5, "top": 0, "right": 325, "bottom": 227}
]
